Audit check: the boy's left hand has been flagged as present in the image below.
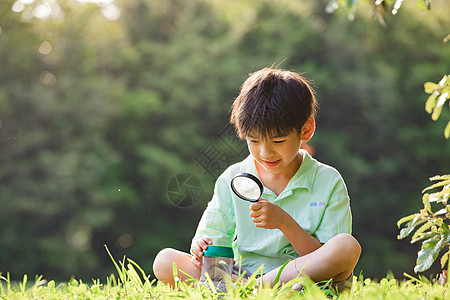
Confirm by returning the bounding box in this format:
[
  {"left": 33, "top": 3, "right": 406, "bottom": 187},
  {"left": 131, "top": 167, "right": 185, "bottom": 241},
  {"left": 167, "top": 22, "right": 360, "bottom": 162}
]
[{"left": 249, "top": 199, "right": 287, "bottom": 230}]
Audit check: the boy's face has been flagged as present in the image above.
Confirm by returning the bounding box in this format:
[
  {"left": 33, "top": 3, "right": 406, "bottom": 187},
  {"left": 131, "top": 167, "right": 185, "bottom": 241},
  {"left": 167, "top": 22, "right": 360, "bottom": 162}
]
[
  {"left": 245, "top": 117, "right": 315, "bottom": 178},
  {"left": 246, "top": 129, "right": 304, "bottom": 177}
]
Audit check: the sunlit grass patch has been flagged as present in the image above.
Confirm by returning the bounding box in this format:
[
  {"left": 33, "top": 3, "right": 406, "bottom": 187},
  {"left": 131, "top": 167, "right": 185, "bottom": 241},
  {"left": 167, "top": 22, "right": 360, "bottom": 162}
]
[
  {"left": 2, "top": 271, "right": 449, "bottom": 299},
  {"left": 1, "top": 249, "right": 449, "bottom": 299},
  {"left": 1, "top": 271, "right": 449, "bottom": 299}
]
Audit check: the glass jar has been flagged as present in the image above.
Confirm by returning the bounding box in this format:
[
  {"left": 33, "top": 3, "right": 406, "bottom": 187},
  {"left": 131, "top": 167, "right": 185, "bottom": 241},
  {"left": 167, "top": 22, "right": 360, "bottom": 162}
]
[{"left": 200, "top": 245, "right": 234, "bottom": 292}]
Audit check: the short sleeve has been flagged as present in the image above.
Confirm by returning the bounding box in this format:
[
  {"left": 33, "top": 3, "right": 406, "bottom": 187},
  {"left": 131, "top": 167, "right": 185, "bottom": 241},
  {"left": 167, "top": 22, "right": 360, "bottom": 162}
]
[
  {"left": 191, "top": 174, "right": 236, "bottom": 249},
  {"left": 313, "top": 175, "right": 352, "bottom": 243}
]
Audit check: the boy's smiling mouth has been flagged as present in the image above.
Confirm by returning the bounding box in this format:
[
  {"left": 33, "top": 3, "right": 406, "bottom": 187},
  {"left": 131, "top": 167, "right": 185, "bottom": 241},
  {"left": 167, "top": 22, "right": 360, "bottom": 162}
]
[{"left": 262, "top": 159, "right": 281, "bottom": 168}]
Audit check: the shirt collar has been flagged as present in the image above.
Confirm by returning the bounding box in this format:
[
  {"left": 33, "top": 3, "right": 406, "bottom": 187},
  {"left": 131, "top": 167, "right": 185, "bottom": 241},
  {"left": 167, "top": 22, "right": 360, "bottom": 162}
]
[
  {"left": 240, "top": 149, "right": 317, "bottom": 193},
  {"left": 288, "top": 150, "right": 317, "bottom": 192}
]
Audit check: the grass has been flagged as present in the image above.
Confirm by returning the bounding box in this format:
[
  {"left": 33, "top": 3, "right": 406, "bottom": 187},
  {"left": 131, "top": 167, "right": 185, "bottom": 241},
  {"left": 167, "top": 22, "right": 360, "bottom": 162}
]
[
  {"left": 1, "top": 248, "right": 449, "bottom": 299},
  {"left": 1, "top": 272, "right": 449, "bottom": 300}
]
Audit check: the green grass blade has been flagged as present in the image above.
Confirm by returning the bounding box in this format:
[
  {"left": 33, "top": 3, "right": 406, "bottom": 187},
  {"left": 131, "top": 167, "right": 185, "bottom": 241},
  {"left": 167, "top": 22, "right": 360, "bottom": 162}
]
[
  {"left": 126, "top": 262, "right": 143, "bottom": 288},
  {"left": 172, "top": 262, "right": 180, "bottom": 290},
  {"left": 203, "top": 272, "right": 218, "bottom": 294},
  {"left": 178, "top": 268, "right": 197, "bottom": 285},
  {"left": 19, "top": 274, "right": 27, "bottom": 293},
  {"left": 128, "top": 258, "right": 153, "bottom": 288},
  {"left": 33, "top": 275, "right": 44, "bottom": 290},
  {"left": 120, "top": 256, "right": 128, "bottom": 284},
  {"left": 104, "top": 245, "right": 126, "bottom": 286},
  {"left": 0, "top": 273, "right": 6, "bottom": 295},
  {"left": 274, "top": 259, "right": 291, "bottom": 286}
]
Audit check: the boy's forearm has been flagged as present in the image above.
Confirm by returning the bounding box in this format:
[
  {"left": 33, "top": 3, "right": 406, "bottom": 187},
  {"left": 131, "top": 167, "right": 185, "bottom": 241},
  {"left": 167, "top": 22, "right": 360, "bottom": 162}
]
[{"left": 279, "top": 214, "right": 322, "bottom": 257}]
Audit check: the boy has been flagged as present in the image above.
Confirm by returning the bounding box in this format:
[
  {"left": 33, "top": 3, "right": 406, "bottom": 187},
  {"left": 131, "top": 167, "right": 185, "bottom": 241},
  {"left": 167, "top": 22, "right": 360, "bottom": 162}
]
[{"left": 153, "top": 68, "right": 361, "bottom": 290}]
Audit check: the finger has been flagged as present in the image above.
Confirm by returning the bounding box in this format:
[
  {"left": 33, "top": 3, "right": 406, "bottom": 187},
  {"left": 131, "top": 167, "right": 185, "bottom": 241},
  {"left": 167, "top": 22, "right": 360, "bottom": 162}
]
[
  {"left": 202, "top": 236, "right": 213, "bottom": 246},
  {"left": 251, "top": 213, "right": 263, "bottom": 222},
  {"left": 197, "top": 239, "right": 209, "bottom": 251},
  {"left": 249, "top": 202, "right": 262, "bottom": 211},
  {"left": 191, "top": 255, "right": 201, "bottom": 268},
  {"left": 191, "top": 244, "right": 203, "bottom": 258},
  {"left": 250, "top": 210, "right": 261, "bottom": 218},
  {"left": 251, "top": 216, "right": 265, "bottom": 226},
  {"left": 252, "top": 218, "right": 263, "bottom": 227}
]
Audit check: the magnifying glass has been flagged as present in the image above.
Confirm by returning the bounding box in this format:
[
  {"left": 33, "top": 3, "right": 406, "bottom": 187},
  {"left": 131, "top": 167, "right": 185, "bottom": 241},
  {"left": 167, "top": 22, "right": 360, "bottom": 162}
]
[{"left": 231, "top": 173, "right": 263, "bottom": 202}]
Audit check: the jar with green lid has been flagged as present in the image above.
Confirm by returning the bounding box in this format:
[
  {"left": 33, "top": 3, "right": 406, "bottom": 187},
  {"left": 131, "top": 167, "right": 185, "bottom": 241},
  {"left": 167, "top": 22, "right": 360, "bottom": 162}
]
[{"left": 200, "top": 245, "right": 234, "bottom": 292}]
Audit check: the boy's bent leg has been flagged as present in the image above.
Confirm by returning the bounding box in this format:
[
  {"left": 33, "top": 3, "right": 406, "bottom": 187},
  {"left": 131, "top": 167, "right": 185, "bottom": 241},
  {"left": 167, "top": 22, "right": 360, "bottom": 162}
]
[
  {"left": 153, "top": 248, "right": 201, "bottom": 287},
  {"left": 262, "top": 233, "right": 361, "bottom": 286}
]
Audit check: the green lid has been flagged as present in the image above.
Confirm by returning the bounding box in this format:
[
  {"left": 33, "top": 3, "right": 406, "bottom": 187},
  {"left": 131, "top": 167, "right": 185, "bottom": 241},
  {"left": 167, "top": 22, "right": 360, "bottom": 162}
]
[{"left": 203, "top": 245, "right": 234, "bottom": 258}]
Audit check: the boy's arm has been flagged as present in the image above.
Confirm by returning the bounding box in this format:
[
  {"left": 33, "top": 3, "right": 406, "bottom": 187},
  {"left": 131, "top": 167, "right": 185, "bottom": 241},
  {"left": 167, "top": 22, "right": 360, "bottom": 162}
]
[
  {"left": 250, "top": 173, "right": 351, "bottom": 256},
  {"left": 250, "top": 199, "right": 322, "bottom": 256},
  {"left": 191, "top": 175, "right": 236, "bottom": 264}
]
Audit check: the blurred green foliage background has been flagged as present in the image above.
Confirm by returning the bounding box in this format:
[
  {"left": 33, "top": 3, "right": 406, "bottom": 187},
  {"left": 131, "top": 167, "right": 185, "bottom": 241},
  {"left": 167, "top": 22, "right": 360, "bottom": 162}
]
[{"left": 0, "top": 0, "right": 449, "bottom": 282}]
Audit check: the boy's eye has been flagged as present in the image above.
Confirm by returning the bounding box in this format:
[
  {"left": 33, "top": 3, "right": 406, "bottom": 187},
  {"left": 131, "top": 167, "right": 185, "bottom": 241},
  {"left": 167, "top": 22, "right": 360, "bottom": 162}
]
[{"left": 273, "top": 140, "right": 286, "bottom": 144}]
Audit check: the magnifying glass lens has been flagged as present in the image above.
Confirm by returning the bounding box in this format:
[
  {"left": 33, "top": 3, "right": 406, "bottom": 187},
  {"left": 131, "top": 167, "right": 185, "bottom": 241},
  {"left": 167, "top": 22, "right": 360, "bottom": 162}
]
[{"left": 231, "top": 173, "right": 263, "bottom": 202}]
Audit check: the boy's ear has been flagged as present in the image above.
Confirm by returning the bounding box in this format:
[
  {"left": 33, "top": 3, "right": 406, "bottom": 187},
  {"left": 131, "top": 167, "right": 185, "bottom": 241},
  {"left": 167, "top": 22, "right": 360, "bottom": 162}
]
[{"left": 300, "top": 117, "right": 315, "bottom": 142}]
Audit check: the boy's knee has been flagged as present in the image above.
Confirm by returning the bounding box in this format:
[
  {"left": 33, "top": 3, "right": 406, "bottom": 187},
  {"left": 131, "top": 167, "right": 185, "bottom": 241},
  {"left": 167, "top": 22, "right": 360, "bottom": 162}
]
[
  {"left": 321, "top": 234, "right": 361, "bottom": 281},
  {"left": 153, "top": 248, "right": 177, "bottom": 280},
  {"left": 333, "top": 233, "right": 362, "bottom": 263}
]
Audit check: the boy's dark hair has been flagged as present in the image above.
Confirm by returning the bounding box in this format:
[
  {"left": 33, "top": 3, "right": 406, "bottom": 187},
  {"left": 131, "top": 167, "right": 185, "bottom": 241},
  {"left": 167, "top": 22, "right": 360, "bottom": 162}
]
[{"left": 230, "top": 68, "right": 318, "bottom": 140}]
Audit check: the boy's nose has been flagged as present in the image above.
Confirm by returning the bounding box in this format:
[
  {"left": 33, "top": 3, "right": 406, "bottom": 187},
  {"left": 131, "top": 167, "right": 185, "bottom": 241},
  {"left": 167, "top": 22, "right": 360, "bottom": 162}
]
[{"left": 260, "top": 143, "right": 274, "bottom": 157}]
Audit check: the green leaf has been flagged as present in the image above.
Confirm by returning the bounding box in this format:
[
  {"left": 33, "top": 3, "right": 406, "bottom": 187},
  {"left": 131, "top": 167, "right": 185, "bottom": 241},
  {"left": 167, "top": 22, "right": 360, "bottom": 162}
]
[
  {"left": 434, "top": 208, "right": 447, "bottom": 216},
  {"left": 411, "top": 232, "right": 432, "bottom": 244},
  {"left": 424, "top": 82, "right": 437, "bottom": 94},
  {"left": 425, "top": 94, "right": 437, "bottom": 113},
  {"left": 445, "top": 121, "right": 450, "bottom": 139},
  {"left": 423, "top": 193, "right": 433, "bottom": 213},
  {"left": 415, "top": 236, "right": 443, "bottom": 273},
  {"left": 423, "top": 193, "right": 430, "bottom": 206},
  {"left": 440, "top": 250, "right": 450, "bottom": 269},
  {"left": 431, "top": 92, "right": 449, "bottom": 120},
  {"left": 438, "top": 75, "right": 448, "bottom": 86},
  {"left": 398, "top": 218, "right": 428, "bottom": 239},
  {"left": 397, "top": 214, "right": 417, "bottom": 228},
  {"left": 433, "top": 188, "right": 450, "bottom": 202},
  {"left": 430, "top": 175, "right": 450, "bottom": 181},
  {"left": 434, "top": 218, "right": 444, "bottom": 227},
  {"left": 411, "top": 221, "right": 434, "bottom": 242},
  {"left": 422, "top": 179, "right": 450, "bottom": 193},
  {"left": 428, "top": 185, "right": 450, "bottom": 203}
]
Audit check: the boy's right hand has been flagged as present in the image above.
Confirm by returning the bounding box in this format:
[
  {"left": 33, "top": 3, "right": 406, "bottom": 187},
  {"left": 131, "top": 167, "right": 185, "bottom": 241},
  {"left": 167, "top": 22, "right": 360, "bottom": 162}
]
[{"left": 190, "top": 235, "right": 212, "bottom": 268}]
